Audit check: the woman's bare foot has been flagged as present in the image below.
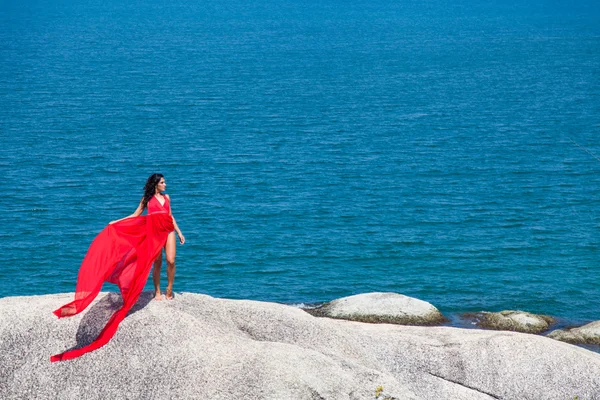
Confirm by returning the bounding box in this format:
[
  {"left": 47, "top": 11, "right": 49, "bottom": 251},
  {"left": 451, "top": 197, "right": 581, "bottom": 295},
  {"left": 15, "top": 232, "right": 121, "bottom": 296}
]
[
  {"left": 165, "top": 287, "right": 174, "bottom": 300},
  {"left": 154, "top": 291, "right": 163, "bottom": 301}
]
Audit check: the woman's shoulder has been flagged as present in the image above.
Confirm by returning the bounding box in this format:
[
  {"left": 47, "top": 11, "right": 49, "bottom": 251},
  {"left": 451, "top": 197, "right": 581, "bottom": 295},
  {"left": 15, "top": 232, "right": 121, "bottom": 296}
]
[{"left": 164, "top": 193, "right": 170, "bottom": 200}]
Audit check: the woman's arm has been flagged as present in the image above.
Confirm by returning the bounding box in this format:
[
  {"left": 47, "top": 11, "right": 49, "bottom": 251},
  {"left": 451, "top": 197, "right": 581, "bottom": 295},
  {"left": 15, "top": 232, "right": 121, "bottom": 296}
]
[
  {"left": 109, "top": 198, "right": 145, "bottom": 225},
  {"left": 166, "top": 194, "right": 185, "bottom": 244}
]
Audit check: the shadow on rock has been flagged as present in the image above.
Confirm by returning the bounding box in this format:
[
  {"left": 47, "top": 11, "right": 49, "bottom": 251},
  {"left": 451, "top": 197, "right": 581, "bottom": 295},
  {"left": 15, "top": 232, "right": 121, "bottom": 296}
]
[{"left": 68, "top": 291, "right": 154, "bottom": 350}]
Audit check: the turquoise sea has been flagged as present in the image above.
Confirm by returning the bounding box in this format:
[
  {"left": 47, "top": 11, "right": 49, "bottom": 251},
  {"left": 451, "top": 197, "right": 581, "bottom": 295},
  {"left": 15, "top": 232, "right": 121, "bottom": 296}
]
[{"left": 2, "top": 0, "right": 600, "bottom": 324}]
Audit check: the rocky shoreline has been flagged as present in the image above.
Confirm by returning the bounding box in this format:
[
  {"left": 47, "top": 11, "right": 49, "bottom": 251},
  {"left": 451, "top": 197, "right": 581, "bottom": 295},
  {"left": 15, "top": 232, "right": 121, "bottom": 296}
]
[
  {"left": 1, "top": 291, "right": 599, "bottom": 399},
  {"left": 304, "top": 292, "right": 600, "bottom": 347}
]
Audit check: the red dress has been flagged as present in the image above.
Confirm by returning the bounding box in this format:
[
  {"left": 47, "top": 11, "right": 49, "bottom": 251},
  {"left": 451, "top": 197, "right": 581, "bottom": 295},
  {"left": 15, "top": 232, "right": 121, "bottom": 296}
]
[
  {"left": 147, "top": 193, "right": 171, "bottom": 215},
  {"left": 51, "top": 195, "right": 174, "bottom": 362}
]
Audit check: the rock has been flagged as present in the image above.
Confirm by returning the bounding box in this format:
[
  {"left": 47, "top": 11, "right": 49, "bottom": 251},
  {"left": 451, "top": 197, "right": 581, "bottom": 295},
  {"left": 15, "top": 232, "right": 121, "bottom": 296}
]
[
  {"left": 305, "top": 292, "right": 448, "bottom": 325},
  {"left": 1, "top": 292, "right": 600, "bottom": 400},
  {"left": 462, "top": 310, "right": 554, "bottom": 334},
  {"left": 548, "top": 320, "right": 600, "bottom": 345}
]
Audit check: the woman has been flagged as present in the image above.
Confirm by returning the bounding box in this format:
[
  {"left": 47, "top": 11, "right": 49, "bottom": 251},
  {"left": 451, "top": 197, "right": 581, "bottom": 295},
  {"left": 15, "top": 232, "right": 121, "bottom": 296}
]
[
  {"left": 111, "top": 174, "right": 186, "bottom": 300},
  {"left": 51, "top": 173, "right": 185, "bottom": 362}
]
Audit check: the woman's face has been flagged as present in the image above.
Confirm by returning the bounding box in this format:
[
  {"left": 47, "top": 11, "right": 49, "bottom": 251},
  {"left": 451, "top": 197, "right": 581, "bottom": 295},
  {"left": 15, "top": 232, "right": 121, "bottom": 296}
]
[{"left": 157, "top": 177, "right": 166, "bottom": 193}]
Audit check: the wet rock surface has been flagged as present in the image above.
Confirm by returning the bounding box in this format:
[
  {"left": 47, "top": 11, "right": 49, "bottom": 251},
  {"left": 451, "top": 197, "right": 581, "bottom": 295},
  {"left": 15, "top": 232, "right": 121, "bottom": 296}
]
[
  {"left": 548, "top": 320, "right": 600, "bottom": 345},
  {"left": 461, "top": 310, "right": 554, "bottom": 334}
]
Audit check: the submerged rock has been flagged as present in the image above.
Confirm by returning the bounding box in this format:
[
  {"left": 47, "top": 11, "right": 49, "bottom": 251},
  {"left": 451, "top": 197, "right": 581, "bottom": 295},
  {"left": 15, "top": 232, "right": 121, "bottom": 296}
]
[
  {"left": 462, "top": 310, "right": 554, "bottom": 334},
  {"left": 548, "top": 320, "right": 600, "bottom": 345},
  {"left": 1, "top": 292, "right": 599, "bottom": 400},
  {"left": 305, "top": 292, "right": 448, "bottom": 325}
]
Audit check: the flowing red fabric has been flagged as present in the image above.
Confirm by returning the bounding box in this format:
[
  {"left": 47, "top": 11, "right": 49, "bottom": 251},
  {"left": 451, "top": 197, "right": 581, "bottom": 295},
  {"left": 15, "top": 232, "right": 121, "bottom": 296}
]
[{"left": 51, "top": 205, "right": 173, "bottom": 362}]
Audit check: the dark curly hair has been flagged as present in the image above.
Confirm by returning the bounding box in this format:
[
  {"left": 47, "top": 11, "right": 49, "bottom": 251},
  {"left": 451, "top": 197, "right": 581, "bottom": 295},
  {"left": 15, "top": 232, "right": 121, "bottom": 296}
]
[{"left": 142, "top": 173, "right": 164, "bottom": 207}]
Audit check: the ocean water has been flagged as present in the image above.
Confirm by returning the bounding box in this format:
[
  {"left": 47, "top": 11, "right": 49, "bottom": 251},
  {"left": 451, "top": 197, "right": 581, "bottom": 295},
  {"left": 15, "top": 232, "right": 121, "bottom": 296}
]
[{"left": 2, "top": 0, "right": 600, "bottom": 323}]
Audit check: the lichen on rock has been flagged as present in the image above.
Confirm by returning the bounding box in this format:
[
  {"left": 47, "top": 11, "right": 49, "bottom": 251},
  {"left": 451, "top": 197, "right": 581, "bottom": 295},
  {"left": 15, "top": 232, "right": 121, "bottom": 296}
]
[
  {"left": 548, "top": 320, "right": 600, "bottom": 345},
  {"left": 461, "top": 310, "right": 554, "bottom": 334}
]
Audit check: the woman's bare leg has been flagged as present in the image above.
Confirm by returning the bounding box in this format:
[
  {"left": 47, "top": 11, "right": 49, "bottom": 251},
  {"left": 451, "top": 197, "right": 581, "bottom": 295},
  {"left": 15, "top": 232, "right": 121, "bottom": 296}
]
[
  {"left": 152, "top": 251, "right": 163, "bottom": 300},
  {"left": 165, "top": 232, "right": 177, "bottom": 300}
]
